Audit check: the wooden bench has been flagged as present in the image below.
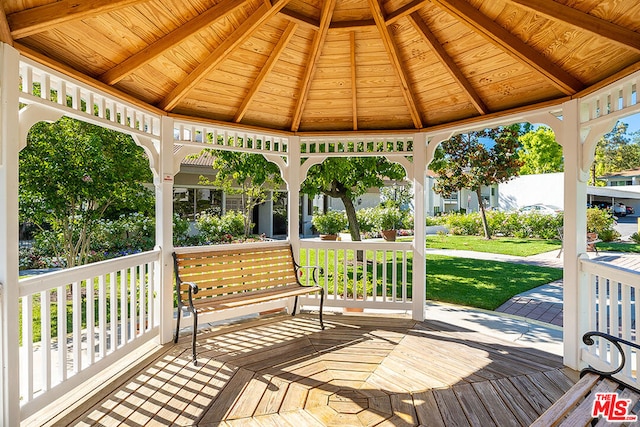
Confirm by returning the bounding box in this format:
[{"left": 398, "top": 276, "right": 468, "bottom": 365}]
[
  {"left": 531, "top": 332, "right": 640, "bottom": 426},
  {"left": 556, "top": 228, "right": 601, "bottom": 258},
  {"left": 173, "top": 242, "right": 324, "bottom": 365}
]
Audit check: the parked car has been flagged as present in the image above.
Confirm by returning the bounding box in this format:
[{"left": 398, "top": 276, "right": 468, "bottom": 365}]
[
  {"left": 519, "top": 204, "right": 562, "bottom": 215},
  {"left": 613, "top": 203, "right": 627, "bottom": 217},
  {"left": 627, "top": 206, "right": 634, "bottom": 215}
]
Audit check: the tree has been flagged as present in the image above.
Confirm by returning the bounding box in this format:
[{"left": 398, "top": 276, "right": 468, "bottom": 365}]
[
  {"left": 200, "top": 149, "right": 283, "bottom": 237},
  {"left": 430, "top": 125, "right": 523, "bottom": 239},
  {"left": 20, "top": 117, "right": 153, "bottom": 267},
  {"left": 518, "top": 126, "right": 563, "bottom": 174},
  {"left": 301, "top": 157, "right": 406, "bottom": 241},
  {"left": 592, "top": 121, "right": 640, "bottom": 184}
]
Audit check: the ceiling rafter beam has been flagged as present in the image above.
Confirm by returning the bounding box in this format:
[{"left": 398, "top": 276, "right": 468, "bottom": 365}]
[
  {"left": 290, "top": 0, "right": 337, "bottom": 132},
  {"left": 101, "top": 0, "right": 249, "bottom": 85},
  {"left": 431, "top": 0, "right": 584, "bottom": 95},
  {"left": 368, "top": 0, "right": 423, "bottom": 129},
  {"left": 159, "top": 1, "right": 292, "bottom": 112},
  {"left": 350, "top": 31, "right": 358, "bottom": 131},
  {"left": 408, "top": 12, "right": 489, "bottom": 115},
  {"left": 234, "top": 21, "right": 298, "bottom": 123},
  {"left": 0, "top": 7, "right": 13, "bottom": 46},
  {"left": 279, "top": 8, "right": 320, "bottom": 30},
  {"left": 509, "top": 0, "right": 640, "bottom": 53},
  {"left": 7, "top": 0, "right": 146, "bottom": 39},
  {"left": 386, "top": 0, "right": 429, "bottom": 26},
  {"left": 330, "top": 20, "right": 376, "bottom": 31}
]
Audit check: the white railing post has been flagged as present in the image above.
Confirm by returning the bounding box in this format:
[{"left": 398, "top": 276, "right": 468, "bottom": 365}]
[
  {"left": 412, "top": 133, "right": 426, "bottom": 321},
  {"left": 0, "top": 42, "right": 21, "bottom": 426},
  {"left": 288, "top": 136, "right": 301, "bottom": 254},
  {"left": 562, "top": 99, "right": 590, "bottom": 369},
  {"left": 157, "top": 116, "right": 175, "bottom": 344}
]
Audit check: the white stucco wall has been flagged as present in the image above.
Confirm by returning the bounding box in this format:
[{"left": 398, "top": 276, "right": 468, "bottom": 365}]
[{"left": 498, "top": 173, "right": 564, "bottom": 211}]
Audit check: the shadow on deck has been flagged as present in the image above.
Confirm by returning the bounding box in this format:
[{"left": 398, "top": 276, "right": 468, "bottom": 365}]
[{"left": 30, "top": 313, "right": 578, "bottom": 426}]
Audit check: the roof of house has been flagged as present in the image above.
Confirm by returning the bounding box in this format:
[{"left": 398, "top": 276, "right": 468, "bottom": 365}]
[{"left": 4, "top": 0, "right": 640, "bottom": 134}]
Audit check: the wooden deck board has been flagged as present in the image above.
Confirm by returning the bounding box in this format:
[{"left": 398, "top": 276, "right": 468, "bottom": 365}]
[{"left": 34, "top": 313, "right": 576, "bottom": 427}]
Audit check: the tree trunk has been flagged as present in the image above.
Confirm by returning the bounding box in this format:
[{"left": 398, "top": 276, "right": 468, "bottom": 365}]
[
  {"left": 341, "top": 195, "right": 361, "bottom": 241},
  {"left": 476, "top": 187, "right": 491, "bottom": 240}
]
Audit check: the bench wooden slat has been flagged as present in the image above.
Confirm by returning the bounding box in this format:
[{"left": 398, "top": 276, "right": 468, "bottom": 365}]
[
  {"left": 530, "top": 373, "right": 600, "bottom": 427},
  {"left": 177, "top": 256, "right": 293, "bottom": 275},
  {"left": 186, "top": 277, "right": 299, "bottom": 299},
  {"left": 179, "top": 264, "right": 296, "bottom": 285},
  {"left": 176, "top": 246, "right": 291, "bottom": 266},
  {"left": 192, "top": 284, "right": 322, "bottom": 312},
  {"left": 559, "top": 377, "right": 619, "bottom": 426}
]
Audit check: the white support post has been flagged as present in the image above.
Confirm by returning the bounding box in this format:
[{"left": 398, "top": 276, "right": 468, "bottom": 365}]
[
  {"left": 156, "top": 116, "right": 175, "bottom": 344},
  {"left": 288, "top": 136, "right": 301, "bottom": 254},
  {"left": 562, "top": 99, "right": 589, "bottom": 369},
  {"left": 0, "top": 43, "right": 21, "bottom": 426},
  {"left": 412, "top": 133, "right": 426, "bottom": 321}
]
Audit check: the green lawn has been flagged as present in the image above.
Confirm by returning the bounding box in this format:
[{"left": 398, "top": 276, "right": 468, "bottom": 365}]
[
  {"left": 596, "top": 241, "right": 640, "bottom": 253},
  {"left": 424, "top": 235, "right": 562, "bottom": 256},
  {"left": 426, "top": 254, "right": 562, "bottom": 310}
]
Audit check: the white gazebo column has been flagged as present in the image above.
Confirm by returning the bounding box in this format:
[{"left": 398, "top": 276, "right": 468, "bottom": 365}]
[
  {"left": 0, "top": 43, "right": 21, "bottom": 426},
  {"left": 412, "top": 133, "right": 427, "bottom": 321},
  {"left": 156, "top": 116, "right": 175, "bottom": 344},
  {"left": 561, "top": 99, "right": 589, "bottom": 369},
  {"left": 288, "top": 136, "right": 301, "bottom": 253}
]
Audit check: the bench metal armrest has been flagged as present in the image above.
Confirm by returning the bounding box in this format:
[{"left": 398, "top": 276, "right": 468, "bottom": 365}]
[
  {"left": 294, "top": 263, "right": 324, "bottom": 287},
  {"left": 581, "top": 331, "right": 640, "bottom": 393},
  {"left": 183, "top": 281, "right": 199, "bottom": 312}
]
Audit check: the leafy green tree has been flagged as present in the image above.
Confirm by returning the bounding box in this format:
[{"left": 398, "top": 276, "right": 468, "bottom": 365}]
[
  {"left": 301, "top": 157, "right": 406, "bottom": 241},
  {"left": 430, "top": 125, "right": 523, "bottom": 239},
  {"left": 199, "top": 149, "right": 283, "bottom": 237},
  {"left": 20, "top": 117, "right": 153, "bottom": 267},
  {"left": 518, "top": 126, "right": 563, "bottom": 174},
  {"left": 592, "top": 121, "right": 640, "bottom": 184}
]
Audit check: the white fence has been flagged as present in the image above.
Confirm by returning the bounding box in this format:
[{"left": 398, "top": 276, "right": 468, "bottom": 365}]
[
  {"left": 297, "top": 240, "right": 413, "bottom": 310},
  {"left": 580, "top": 258, "right": 640, "bottom": 389},
  {"left": 18, "top": 250, "right": 161, "bottom": 419}
]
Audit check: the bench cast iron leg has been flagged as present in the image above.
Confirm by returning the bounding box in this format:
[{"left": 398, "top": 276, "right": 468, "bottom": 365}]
[
  {"left": 174, "top": 308, "right": 181, "bottom": 344},
  {"left": 292, "top": 296, "right": 298, "bottom": 316},
  {"left": 319, "top": 289, "right": 325, "bottom": 330},
  {"left": 192, "top": 312, "right": 198, "bottom": 366}
]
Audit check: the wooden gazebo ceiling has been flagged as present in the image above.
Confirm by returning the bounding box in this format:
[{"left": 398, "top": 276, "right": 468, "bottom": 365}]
[{"left": 3, "top": 0, "right": 640, "bottom": 133}]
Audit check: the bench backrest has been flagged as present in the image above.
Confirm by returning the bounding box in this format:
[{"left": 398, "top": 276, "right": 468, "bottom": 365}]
[{"left": 173, "top": 242, "right": 300, "bottom": 302}]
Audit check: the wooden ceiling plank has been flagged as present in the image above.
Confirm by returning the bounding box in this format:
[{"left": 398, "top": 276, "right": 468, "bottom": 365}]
[
  {"left": 368, "top": 0, "right": 423, "bottom": 129},
  {"left": 160, "top": 1, "right": 292, "bottom": 112},
  {"left": 509, "top": 0, "right": 640, "bottom": 53},
  {"left": 8, "top": 0, "right": 146, "bottom": 39},
  {"left": 234, "top": 21, "right": 298, "bottom": 123},
  {"left": 101, "top": 0, "right": 249, "bottom": 85},
  {"left": 431, "top": 0, "right": 584, "bottom": 95},
  {"left": 290, "top": 0, "right": 338, "bottom": 132},
  {"left": 279, "top": 8, "right": 320, "bottom": 30},
  {"left": 351, "top": 31, "right": 358, "bottom": 131},
  {"left": 408, "top": 12, "right": 489, "bottom": 115},
  {"left": 0, "top": 6, "right": 13, "bottom": 46},
  {"left": 386, "top": 0, "right": 429, "bottom": 26}
]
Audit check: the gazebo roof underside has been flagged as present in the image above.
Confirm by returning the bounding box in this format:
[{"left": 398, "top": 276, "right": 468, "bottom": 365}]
[{"left": 4, "top": 0, "right": 640, "bottom": 134}]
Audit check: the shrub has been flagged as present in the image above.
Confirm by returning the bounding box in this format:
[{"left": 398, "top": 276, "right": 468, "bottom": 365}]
[
  {"left": 587, "top": 207, "right": 616, "bottom": 235},
  {"left": 312, "top": 210, "right": 347, "bottom": 235},
  {"left": 355, "top": 208, "right": 377, "bottom": 233},
  {"left": 196, "top": 210, "right": 246, "bottom": 244},
  {"left": 598, "top": 228, "right": 621, "bottom": 242},
  {"left": 375, "top": 206, "right": 404, "bottom": 230},
  {"left": 631, "top": 232, "right": 640, "bottom": 244}
]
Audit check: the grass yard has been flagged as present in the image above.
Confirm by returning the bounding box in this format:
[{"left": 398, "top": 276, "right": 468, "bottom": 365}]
[
  {"left": 423, "top": 235, "right": 561, "bottom": 256},
  {"left": 596, "top": 241, "right": 640, "bottom": 253},
  {"left": 426, "top": 254, "right": 562, "bottom": 310}
]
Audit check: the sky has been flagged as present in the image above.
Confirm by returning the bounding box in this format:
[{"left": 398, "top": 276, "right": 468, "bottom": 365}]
[{"left": 622, "top": 112, "right": 640, "bottom": 134}]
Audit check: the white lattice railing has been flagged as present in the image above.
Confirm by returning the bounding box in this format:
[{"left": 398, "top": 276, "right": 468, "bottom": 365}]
[
  {"left": 173, "top": 119, "right": 290, "bottom": 155},
  {"left": 18, "top": 58, "right": 161, "bottom": 138},
  {"left": 580, "top": 258, "right": 640, "bottom": 389},
  {"left": 300, "top": 135, "right": 414, "bottom": 157},
  {"left": 297, "top": 240, "right": 413, "bottom": 310},
  {"left": 579, "top": 69, "right": 639, "bottom": 125},
  {"left": 18, "top": 250, "right": 161, "bottom": 419}
]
